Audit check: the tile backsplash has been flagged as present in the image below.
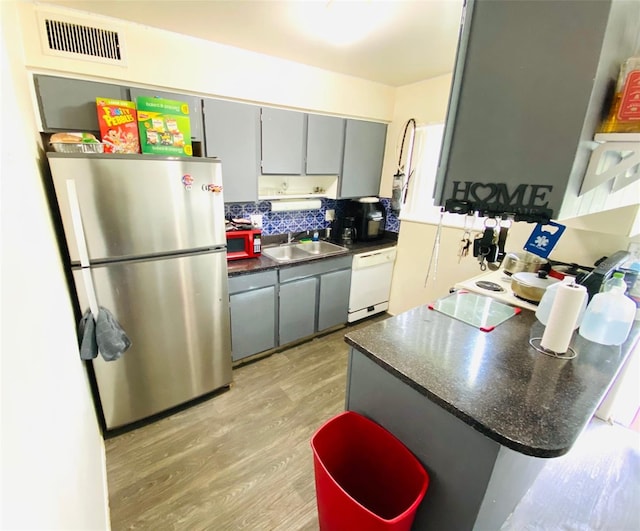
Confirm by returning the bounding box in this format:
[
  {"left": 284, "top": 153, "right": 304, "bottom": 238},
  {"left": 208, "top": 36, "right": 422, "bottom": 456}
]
[{"left": 224, "top": 197, "right": 400, "bottom": 235}]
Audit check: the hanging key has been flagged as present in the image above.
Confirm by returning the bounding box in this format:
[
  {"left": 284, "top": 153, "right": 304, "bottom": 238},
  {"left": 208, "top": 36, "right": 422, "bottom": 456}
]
[
  {"left": 458, "top": 231, "right": 472, "bottom": 263},
  {"left": 458, "top": 238, "right": 467, "bottom": 263},
  {"left": 462, "top": 237, "right": 471, "bottom": 257}
]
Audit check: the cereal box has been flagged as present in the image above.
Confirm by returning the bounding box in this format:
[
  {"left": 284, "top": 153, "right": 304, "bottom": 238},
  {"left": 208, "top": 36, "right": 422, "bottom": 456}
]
[
  {"left": 95, "top": 97, "right": 140, "bottom": 154},
  {"left": 136, "top": 96, "right": 192, "bottom": 157}
]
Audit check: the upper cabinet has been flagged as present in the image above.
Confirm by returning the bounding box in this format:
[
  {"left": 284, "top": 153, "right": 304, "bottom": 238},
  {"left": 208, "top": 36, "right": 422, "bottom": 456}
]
[
  {"left": 340, "top": 119, "right": 387, "bottom": 199},
  {"left": 34, "top": 75, "right": 128, "bottom": 132},
  {"left": 306, "top": 114, "right": 345, "bottom": 175},
  {"left": 128, "top": 87, "right": 203, "bottom": 141},
  {"left": 260, "top": 108, "right": 305, "bottom": 174},
  {"left": 203, "top": 98, "right": 260, "bottom": 203},
  {"left": 434, "top": 0, "right": 639, "bottom": 225},
  {"left": 33, "top": 75, "right": 204, "bottom": 142}
]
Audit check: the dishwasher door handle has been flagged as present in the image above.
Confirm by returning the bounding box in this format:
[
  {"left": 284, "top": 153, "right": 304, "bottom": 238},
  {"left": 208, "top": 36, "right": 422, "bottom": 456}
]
[{"left": 353, "top": 248, "right": 396, "bottom": 269}]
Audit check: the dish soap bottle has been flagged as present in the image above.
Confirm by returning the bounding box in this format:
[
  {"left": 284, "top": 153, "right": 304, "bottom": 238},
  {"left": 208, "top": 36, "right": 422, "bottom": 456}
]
[{"left": 578, "top": 272, "right": 635, "bottom": 345}]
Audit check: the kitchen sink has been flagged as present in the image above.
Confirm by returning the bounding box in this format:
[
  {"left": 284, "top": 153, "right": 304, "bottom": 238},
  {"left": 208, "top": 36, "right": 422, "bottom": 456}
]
[
  {"left": 261, "top": 241, "right": 348, "bottom": 263},
  {"left": 295, "top": 241, "right": 347, "bottom": 256}
]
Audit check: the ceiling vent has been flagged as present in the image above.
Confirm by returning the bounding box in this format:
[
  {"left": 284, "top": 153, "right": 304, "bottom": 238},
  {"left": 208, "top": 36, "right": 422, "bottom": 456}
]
[{"left": 37, "top": 10, "right": 127, "bottom": 66}]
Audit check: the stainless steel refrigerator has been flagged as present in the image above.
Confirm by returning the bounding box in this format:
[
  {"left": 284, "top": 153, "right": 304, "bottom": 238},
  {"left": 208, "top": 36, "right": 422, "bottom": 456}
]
[{"left": 47, "top": 153, "right": 232, "bottom": 429}]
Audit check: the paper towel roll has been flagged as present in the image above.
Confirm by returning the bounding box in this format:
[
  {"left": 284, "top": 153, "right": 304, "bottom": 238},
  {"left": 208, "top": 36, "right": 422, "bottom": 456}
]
[{"left": 540, "top": 283, "right": 587, "bottom": 353}]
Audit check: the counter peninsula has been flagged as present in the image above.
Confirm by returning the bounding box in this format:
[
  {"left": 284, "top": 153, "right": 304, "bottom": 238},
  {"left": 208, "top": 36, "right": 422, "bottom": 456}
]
[{"left": 344, "top": 303, "right": 639, "bottom": 530}]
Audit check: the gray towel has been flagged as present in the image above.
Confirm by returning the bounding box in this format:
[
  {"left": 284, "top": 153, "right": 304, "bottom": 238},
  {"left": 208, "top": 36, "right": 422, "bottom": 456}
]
[
  {"left": 78, "top": 310, "right": 98, "bottom": 360},
  {"left": 96, "top": 307, "right": 131, "bottom": 361},
  {"left": 77, "top": 308, "right": 131, "bottom": 362}
]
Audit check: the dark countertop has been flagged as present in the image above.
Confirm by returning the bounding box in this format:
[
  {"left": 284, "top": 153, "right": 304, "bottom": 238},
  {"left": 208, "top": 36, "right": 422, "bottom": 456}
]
[
  {"left": 227, "top": 236, "right": 398, "bottom": 277},
  {"left": 344, "top": 303, "right": 640, "bottom": 458},
  {"left": 226, "top": 255, "right": 279, "bottom": 276}
]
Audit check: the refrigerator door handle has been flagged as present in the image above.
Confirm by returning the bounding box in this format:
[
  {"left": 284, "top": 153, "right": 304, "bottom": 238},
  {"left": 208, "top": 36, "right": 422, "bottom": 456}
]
[{"left": 66, "top": 179, "right": 99, "bottom": 319}]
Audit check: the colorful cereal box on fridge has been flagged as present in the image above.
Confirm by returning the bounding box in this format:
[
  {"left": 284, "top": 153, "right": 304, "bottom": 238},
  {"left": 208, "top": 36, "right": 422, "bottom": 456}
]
[
  {"left": 95, "top": 97, "right": 140, "bottom": 153},
  {"left": 136, "top": 96, "right": 192, "bottom": 157}
]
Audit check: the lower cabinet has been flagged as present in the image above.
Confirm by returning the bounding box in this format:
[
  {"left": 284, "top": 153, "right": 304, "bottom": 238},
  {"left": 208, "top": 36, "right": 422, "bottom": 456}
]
[
  {"left": 228, "top": 256, "right": 353, "bottom": 361},
  {"left": 228, "top": 270, "right": 277, "bottom": 362},
  {"left": 318, "top": 269, "right": 352, "bottom": 331},
  {"left": 279, "top": 277, "right": 317, "bottom": 345},
  {"left": 279, "top": 256, "right": 352, "bottom": 346}
]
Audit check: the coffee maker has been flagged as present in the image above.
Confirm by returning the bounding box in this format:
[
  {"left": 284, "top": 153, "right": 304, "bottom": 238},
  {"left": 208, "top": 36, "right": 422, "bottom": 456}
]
[{"left": 349, "top": 197, "right": 386, "bottom": 242}]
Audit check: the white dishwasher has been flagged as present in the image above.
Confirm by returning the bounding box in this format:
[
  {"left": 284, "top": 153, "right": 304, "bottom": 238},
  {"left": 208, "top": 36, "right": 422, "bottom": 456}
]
[{"left": 348, "top": 246, "right": 397, "bottom": 322}]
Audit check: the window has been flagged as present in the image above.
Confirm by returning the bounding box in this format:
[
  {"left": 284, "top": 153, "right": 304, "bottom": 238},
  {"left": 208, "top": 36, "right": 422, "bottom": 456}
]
[{"left": 398, "top": 123, "right": 445, "bottom": 224}]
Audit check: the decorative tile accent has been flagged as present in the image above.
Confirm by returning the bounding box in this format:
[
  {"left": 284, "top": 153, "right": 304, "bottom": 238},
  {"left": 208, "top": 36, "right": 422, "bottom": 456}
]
[
  {"left": 224, "top": 197, "right": 400, "bottom": 235},
  {"left": 380, "top": 197, "right": 401, "bottom": 233}
]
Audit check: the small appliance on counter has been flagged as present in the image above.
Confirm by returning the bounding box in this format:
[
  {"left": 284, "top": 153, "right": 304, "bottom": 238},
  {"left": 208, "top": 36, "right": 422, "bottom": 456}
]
[
  {"left": 331, "top": 197, "right": 387, "bottom": 245},
  {"left": 574, "top": 250, "right": 630, "bottom": 300},
  {"left": 340, "top": 217, "right": 357, "bottom": 246},
  {"left": 225, "top": 225, "right": 261, "bottom": 261},
  {"left": 349, "top": 197, "right": 386, "bottom": 242}
]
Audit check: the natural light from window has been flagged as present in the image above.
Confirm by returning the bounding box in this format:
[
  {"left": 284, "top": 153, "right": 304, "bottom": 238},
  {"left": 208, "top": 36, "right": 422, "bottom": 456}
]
[{"left": 400, "top": 123, "right": 445, "bottom": 223}]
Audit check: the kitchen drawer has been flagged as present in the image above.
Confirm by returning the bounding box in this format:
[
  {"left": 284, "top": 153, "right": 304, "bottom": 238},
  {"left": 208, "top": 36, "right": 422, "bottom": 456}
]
[
  {"left": 279, "top": 255, "right": 352, "bottom": 283},
  {"left": 228, "top": 270, "right": 277, "bottom": 294}
]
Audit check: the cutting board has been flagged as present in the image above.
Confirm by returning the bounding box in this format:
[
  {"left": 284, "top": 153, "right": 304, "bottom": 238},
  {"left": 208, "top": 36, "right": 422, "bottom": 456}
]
[{"left": 429, "top": 291, "right": 521, "bottom": 332}]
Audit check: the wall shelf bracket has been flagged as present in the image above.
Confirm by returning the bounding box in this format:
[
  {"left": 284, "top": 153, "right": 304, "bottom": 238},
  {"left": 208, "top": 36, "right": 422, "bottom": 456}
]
[{"left": 580, "top": 134, "right": 640, "bottom": 196}]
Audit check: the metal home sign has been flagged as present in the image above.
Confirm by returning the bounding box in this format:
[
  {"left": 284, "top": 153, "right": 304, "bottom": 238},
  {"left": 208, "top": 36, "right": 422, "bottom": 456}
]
[
  {"left": 444, "top": 181, "right": 555, "bottom": 221},
  {"left": 451, "top": 181, "right": 553, "bottom": 207}
]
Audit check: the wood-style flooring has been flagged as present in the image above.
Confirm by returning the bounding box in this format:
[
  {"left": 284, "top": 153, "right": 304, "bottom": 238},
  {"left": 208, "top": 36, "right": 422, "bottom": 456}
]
[
  {"left": 105, "top": 316, "right": 384, "bottom": 530},
  {"left": 106, "top": 315, "right": 640, "bottom": 530}
]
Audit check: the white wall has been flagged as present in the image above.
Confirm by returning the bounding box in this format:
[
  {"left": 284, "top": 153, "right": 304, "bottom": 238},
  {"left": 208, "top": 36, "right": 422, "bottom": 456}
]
[{"left": 1, "top": 2, "right": 110, "bottom": 529}]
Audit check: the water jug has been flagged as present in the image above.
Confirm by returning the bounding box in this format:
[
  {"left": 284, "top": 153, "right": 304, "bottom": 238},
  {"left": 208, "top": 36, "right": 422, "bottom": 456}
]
[{"left": 578, "top": 273, "right": 635, "bottom": 346}]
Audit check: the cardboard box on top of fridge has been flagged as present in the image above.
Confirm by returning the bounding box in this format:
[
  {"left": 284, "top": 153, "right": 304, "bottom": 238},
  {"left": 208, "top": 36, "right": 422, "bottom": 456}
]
[
  {"left": 95, "top": 97, "right": 140, "bottom": 154},
  {"left": 136, "top": 96, "right": 192, "bottom": 157}
]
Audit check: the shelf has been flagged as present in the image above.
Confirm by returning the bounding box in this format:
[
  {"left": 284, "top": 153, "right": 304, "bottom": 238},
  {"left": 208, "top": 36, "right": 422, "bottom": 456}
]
[
  {"left": 580, "top": 136, "right": 640, "bottom": 195},
  {"left": 594, "top": 132, "right": 640, "bottom": 143}
]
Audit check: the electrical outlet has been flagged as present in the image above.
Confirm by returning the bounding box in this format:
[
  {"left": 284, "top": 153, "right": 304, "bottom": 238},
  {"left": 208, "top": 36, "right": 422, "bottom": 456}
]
[{"left": 325, "top": 209, "right": 335, "bottom": 221}]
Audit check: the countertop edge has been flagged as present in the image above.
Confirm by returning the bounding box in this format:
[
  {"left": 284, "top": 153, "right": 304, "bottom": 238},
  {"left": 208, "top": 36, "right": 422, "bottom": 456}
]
[
  {"left": 227, "top": 238, "right": 397, "bottom": 277},
  {"left": 344, "top": 324, "right": 640, "bottom": 459}
]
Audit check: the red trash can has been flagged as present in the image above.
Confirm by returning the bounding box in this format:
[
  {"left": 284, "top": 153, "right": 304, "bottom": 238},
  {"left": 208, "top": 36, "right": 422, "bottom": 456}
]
[{"left": 311, "top": 411, "right": 429, "bottom": 531}]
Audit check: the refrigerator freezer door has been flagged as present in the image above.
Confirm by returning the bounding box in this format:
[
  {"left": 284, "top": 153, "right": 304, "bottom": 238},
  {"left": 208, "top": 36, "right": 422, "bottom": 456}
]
[
  {"left": 48, "top": 154, "right": 226, "bottom": 263},
  {"left": 73, "top": 249, "right": 232, "bottom": 429}
]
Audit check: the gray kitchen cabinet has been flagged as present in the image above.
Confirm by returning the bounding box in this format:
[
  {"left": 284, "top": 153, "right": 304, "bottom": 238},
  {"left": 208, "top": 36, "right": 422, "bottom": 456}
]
[
  {"left": 279, "top": 277, "right": 317, "bottom": 345},
  {"left": 129, "top": 87, "right": 203, "bottom": 141},
  {"left": 340, "top": 119, "right": 387, "bottom": 198},
  {"left": 278, "top": 255, "right": 352, "bottom": 346},
  {"left": 306, "top": 114, "right": 345, "bottom": 175},
  {"left": 434, "top": 0, "right": 639, "bottom": 223},
  {"left": 317, "top": 268, "right": 351, "bottom": 331},
  {"left": 33, "top": 74, "right": 129, "bottom": 132},
  {"left": 228, "top": 271, "right": 277, "bottom": 362},
  {"left": 260, "top": 107, "right": 305, "bottom": 174},
  {"left": 203, "top": 98, "right": 260, "bottom": 203}
]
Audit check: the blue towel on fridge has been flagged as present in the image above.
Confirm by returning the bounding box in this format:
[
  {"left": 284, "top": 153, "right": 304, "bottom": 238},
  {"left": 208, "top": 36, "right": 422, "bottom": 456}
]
[{"left": 78, "top": 307, "right": 131, "bottom": 361}]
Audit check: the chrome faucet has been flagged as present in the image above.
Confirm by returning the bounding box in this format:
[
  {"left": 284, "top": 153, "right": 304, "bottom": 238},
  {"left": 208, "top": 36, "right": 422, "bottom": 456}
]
[{"left": 287, "top": 232, "right": 294, "bottom": 244}]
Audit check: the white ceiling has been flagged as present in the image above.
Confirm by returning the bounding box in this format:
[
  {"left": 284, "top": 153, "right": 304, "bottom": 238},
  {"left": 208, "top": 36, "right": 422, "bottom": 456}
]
[{"left": 41, "top": 0, "right": 464, "bottom": 87}]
